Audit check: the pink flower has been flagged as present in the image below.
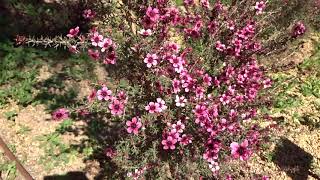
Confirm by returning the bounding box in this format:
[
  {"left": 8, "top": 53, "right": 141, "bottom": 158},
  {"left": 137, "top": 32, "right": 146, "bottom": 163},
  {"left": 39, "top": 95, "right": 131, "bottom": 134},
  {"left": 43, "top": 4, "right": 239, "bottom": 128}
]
[
  {"left": 172, "top": 79, "right": 181, "bottom": 93},
  {"left": 162, "top": 136, "right": 177, "bottom": 150},
  {"left": 194, "top": 104, "right": 207, "bottom": 117},
  {"left": 179, "top": 134, "right": 192, "bottom": 145},
  {"left": 230, "top": 139, "right": 251, "bottom": 161},
  {"left": 87, "top": 89, "right": 97, "bottom": 102},
  {"left": 195, "top": 86, "right": 205, "bottom": 99},
  {"left": 97, "top": 86, "right": 112, "bottom": 101},
  {"left": 220, "top": 94, "right": 230, "bottom": 105},
  {"left": 227, "top": 21, "right": 235, "bottom": 31},
  {"left": 126, "top": 117, "right": 142, "bottom": 135},
  {"left": 169, "top": 55, "right": 183, "bottom": 68},
  {"left": 165, "top": 42, "right": 180, "bottom": 53},
  {"left": 104, "top": 147, "right": 116, "bottom": 158},
  {"left": 98, "top": 38, "right": 113, "bottom": 52},
  {"left": 109, "top": 99, "right": 125, "bottom": 116},
  {"left": 117, "top": 91, "right": 128, "bottom": 103},
  {"left": 77, "top": 108, "right": 90, "bottom": 117},
  {"left": 146, "top": 7, "right": 160, "bottom": 22},
  {"left": 91, "top": 32, "right": 103, "bottom": 47},
  {"left": 144, "top": 53, "right": 158, "bottom": 68},
  {"left": 103, "top": 52, "right": 117, "bottom": 65},
  {"left": 255, "top": 1, "right": 266, "bottom": 15},
  {"left": 156, "top": 98, "right": 167, "bottom": 112},
  {"left": 83, "top": 9, "right": 96, "bottom": 19},
  {"left": 215, "top": 41, "right": 226, "bottom": 52},
  {"left": 292, "top": 22, "right": 306, "bottom": 38},
  {"left": 145, "top": 102, "right": 160, "bottom": 113},
  {"left": 138, "top": 29, "right": 153, "bottom": 36},
  {"left": 172, "top": 121, "right": 185, "bottom": 133},
  {"left": 203, "top": 74, "right": 212, "bottom": 86},
  {"left": 52, "top": 108, "right": 69, "bottom": 121},
  {"left": 88, "top": 49, "right": 100, "bottom": 60},
  {"left": 262, "top": 175, "right": 270, "bottom": 180},
  {"left": 67, "top": 26, "right": 79, "bottom": 38},
  {"left": 184, "top": 0, "right": 194, "bottom": 6},
  {"left": 263, "top": 78, "right": 272, "bottom": 88},
  {"left": 175, "top": 95, "right": 187, "bottom": 107},
  {"left": 201, "top": 0, "right": 210, "bottom": 9},
  {"left": 68, "top": 45, "right": 79, "bottom": 54}
]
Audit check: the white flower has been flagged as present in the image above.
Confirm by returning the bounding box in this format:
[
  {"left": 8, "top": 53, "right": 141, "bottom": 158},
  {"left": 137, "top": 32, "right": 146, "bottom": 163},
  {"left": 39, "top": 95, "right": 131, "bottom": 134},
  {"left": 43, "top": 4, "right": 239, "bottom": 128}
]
[
  {"left": 175, "top": 95, "right": 187, "bottom": 107},
  {"left": 156, "top": 98, "right": 167, "bottom": 112},
  {"left": 138, "top": 29, "right": 152, "bottom": 36}
]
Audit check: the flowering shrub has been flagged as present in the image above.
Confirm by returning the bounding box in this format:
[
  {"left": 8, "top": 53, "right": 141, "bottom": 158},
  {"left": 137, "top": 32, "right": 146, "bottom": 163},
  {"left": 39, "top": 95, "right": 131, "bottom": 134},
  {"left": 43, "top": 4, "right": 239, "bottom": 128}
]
[{"left": 18, "top": 0, "right": 307, "bottom": 179}]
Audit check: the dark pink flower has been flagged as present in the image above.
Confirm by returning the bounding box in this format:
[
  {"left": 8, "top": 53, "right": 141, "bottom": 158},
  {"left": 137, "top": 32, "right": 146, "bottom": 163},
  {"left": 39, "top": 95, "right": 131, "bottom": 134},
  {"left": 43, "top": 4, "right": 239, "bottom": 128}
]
[
  {"left": 97, "top": 86, "right": 112, "bottom": 101},
  {"left": 230, "top": 139, "right": 251, "bottom": 161},
  {"left": 83, "top": 9, "right": 96, "bottom": 19},
  {"left": 201, "top": 0, "right": 210, "bottom": 9},
  {"left": 255, "top": 1, "right": 266, "bottom": 15},
  {"left": 103, "top": 52, "right": 117, "bottom": 65},
  {"left": 162, "top": 136, "right": 177, "bottom": 150},
  {"left": 68, "top": 45, "right": 79, "bottom": 54},
  {"left": 144, "top": 53, "right": 158, "bottom": 68},
  {"left": 104, "top": 147, "right": 116, "bottom": 158},
  {"left": 172, "top": 79, "right": 181, "bottom": 93},
  {"left": 117, "top": 91, "right": 128, "bottom": 103},
  {"left": 195, "top": 86, "right": 205, "bottom": 99},
  {"left": 203, "top": 74, "right": 212, "bottom": 86},
  {"left": 109, "top": 99, "right": 125, "bottom": 116},
  {"left": 184, "top": 0, "right": 194, "bottom": 6},
  {"left": 91, "top": 32, "right": 103, "bottom": 47},
  {"left": 87, "top": 89, "right": 97, "bottom": 102},
  {"left": 77, "top": 108, "right": 90, "bottom": 117},
  {"left": 126, "top": 117, "right": 142, "bottom": 135},
  {"left": 292, "top": 22, "right": 306, "bottom": 38},
  {"left": 67, "top": 26, "right": 79, "bottom": 38},
  {"left": 88, "top": 49, "right": 100, "bottom": 60},
  {"left": 146, "top": 7, "right": 160, "bottom": 22},
  {"left": 179, "top": 134, "right": 192, "bottom": 145},
  {"left": 52, "top": 108, "right": 69, "bottom": 121},
  {"left": 215, "top": 41, "right": 226, "bottom": 52},
  {"left": 172, "top": 120, "right": 185, "bottom": 133},
  {"left": 145, "top": 102, "right": 160, "bottom": 113},
  {"left": 98, "top": 38, "right": 113, "bottom": 52}
]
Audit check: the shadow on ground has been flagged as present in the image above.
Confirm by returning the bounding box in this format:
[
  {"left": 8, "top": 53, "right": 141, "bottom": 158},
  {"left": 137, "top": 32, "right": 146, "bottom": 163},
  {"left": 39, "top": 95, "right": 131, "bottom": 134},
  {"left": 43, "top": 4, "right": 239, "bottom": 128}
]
[
  {"left": 44, "top": 171, "right": 88, "bottom": 180},
  {"left": 273, "top": 138, "right": 320, "bottom": 180}
]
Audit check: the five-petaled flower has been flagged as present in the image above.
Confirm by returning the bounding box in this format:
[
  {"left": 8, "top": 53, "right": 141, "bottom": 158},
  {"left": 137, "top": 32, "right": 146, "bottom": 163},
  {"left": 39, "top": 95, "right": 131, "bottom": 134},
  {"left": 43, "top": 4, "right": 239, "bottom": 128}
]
[
  {"left": 109, "top": 99, "right": 125, "bottom": 116},
  {"left": 98, "top": 38, "right": 113, "bottom": 52},
  {"left": 138, "top": 29, "right": 153, "bottom": 36},
  {"left": 91, "top": 32, "right": 103, "bottom": 47},
  {"left": 67, "top": 26, "right": 79, "bottom": 38},
  {"left": 97, "top": 86, "right": 112, "bottom": 101},
  {"left": 162, "top": 136, "right": 177, "bottom": 150},
  {"left": 146, "top": 7, "right": 160, "bottom": 22},
  {"left": 255, "top": 1, "right": 266, "bottom": 15},
  {"left": 52, "top": 108, "right": 69, "bottom": 121},
  {"left": 144, "top": 53, "right": 158, "bottom": 68},
  {"left": 145, "top": 102, "right": 160, "bottom": 113},
  {"left": 175, "top": 95, "right": 187, "bottom": 107},
  {"left": 126, "top": 117, "right": 142, "bottom": 135},
  {"left": 230, "top": 139, "right": 251, "bottom": 161}
]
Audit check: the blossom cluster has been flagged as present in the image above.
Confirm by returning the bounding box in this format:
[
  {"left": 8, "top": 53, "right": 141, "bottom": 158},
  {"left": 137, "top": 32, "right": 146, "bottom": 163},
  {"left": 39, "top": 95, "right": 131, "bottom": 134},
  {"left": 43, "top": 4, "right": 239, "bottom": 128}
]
[{"left": 47, "top": 0, "right": 306, "bottom": 178}]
